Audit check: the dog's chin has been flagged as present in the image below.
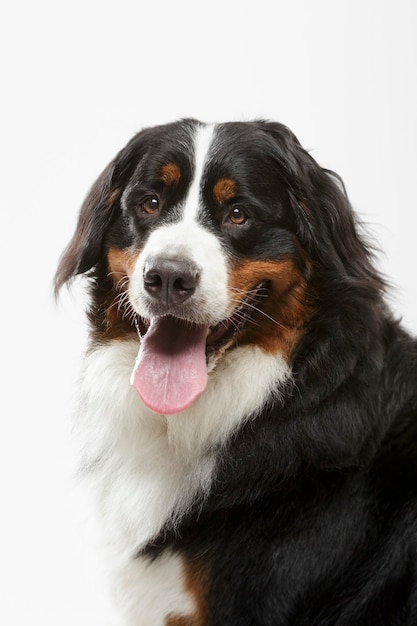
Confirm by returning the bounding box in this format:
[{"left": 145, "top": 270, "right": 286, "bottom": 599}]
[{"left": 134, "top": 281, "right": 269, "bottom": 372}]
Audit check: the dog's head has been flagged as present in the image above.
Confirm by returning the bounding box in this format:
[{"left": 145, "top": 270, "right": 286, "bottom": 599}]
[{"left": 55, "top": 119, "right": 383, "bottom": 414}]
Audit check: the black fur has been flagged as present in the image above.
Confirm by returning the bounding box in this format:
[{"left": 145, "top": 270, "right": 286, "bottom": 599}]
[{"left": 56, "top": 120, "right": 417, "bottom": 624}]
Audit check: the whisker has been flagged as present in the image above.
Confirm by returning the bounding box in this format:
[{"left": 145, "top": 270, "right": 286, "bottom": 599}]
[
  {"left": 107, "top": 271, "right": 130, "bottom": 292},
  {"left": 106, "top": 274, "right": 138, "bottom": 328},
  {"left": 230, "top": 286, "right": 269, "bottom": 298},
  {"left": 228, "top": 288, "right": 287, "bottom": 330}
]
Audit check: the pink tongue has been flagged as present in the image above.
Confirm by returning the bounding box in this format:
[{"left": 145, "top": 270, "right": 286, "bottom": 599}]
[{"left": 131, "top": 317, "right": 209, "bottom": 415}]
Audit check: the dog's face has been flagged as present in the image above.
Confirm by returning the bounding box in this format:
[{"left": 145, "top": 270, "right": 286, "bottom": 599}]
[
  {"left": 115, "top": 122, "right": 311, "bottom": 343},
  {"left": 56, "top": 119, "right": 377, "bottom": 414}
]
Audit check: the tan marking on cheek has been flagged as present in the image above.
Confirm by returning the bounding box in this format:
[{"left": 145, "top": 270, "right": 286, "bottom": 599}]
[
  {"left": 160, "top": 163, "right": 181, "bottom": 185},
  {"left": 213, "top": 178, "right": 237, "bottom": 203},
  {"left": 93, "top": 247, "right": 140, "bottom": 340},
  {"left": 107, "top": 247, "right": 138, "bottom": 281},
  {"left": 165, "top": 559, "right": 208, "bottom": 626},
  {"left": 228, "top": 258, "right": 315, "bottom": 358}
]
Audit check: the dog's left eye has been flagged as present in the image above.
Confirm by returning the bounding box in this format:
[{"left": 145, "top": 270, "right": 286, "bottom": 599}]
[
  {"left": 140, "top": 195, "right": 160, "bottom": 215},
  {"left": 228, "top": 207, "right": 248, "bottom": 225}
]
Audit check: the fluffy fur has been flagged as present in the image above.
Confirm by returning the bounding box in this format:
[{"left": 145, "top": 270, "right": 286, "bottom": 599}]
[{"left": 56, "top": 119, "right": 417, "bottom": 625}]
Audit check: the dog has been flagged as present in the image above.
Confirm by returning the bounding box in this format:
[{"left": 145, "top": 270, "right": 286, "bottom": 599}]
[{"left": 55, "top": 119, "right": 417, "bottom": 625}]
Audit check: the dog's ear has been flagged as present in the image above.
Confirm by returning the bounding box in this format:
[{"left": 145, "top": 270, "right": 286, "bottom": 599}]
[
  {"left": 54, "top": 161, "right": 118, "bottom": 295},
  {"left": 54, "top": 133, "right": 147, "bottom": 295},
  {"left": 259, "top": 121, "right": 382, "bottom": 289},
  {"left": 290, "top": 155, "right": 382, "bottom": 290}
]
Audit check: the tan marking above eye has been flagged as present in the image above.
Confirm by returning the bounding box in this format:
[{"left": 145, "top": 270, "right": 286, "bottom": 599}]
[
  {"left": 213, "top": 178, "right": 237, "bottom": 203},
  {"left": 160, "top": 163, "right": 181, "bottom": 185}
]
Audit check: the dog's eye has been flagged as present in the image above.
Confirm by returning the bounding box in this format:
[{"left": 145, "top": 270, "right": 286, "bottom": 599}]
[
  {"left": 140, "top": 196, "right": 160, "bottom": 215},
  {"left": 229, "top": 207, "right": 248, "bottom": 225}
]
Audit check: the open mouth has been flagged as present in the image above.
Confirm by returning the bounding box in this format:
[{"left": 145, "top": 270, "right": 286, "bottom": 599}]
[
  {"left": 131, "top": 282, "right": 268, "bottom": 415},
  {"left": 135, "top": 281, "right": 268, "bottom": 356}
]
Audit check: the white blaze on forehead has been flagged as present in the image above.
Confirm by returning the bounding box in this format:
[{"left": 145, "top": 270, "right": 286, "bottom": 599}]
[
  {"left": 130, "top": 122, "right": 230, "bottom": 323},
  {"left": 182, "top": 123, "right": 216, "bottom": 222}
]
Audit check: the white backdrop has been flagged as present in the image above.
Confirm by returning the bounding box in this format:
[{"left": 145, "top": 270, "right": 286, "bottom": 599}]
[{"left": 1, "top": 0, "right": 416, "bottom": 623}]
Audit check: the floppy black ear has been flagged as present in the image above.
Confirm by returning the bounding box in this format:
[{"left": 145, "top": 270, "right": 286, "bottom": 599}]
[
  {"left": 54, "top": 128, "right": 152, "bottom": 295},
  {"left": 258, "top": 121, "right": 383, "bottom": 289},
  {"left": 53, "top": 160, "right": 120, "bottom": 294},
  {"left": 290, "top": 158, "right": 383, "bottom": 290}
]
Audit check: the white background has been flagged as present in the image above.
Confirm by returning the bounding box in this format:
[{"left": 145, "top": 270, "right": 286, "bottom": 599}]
[{"left": 1, "top": 0, "right": 416, "bottom": 623}]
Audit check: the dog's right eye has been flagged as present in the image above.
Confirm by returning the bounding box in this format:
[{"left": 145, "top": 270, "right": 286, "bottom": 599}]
[{"left": 140, "top": 195, "right": 160, "bottom": 215}]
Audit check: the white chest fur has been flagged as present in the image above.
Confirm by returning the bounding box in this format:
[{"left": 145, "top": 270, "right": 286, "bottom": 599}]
[
  {"left": 95, "top": 549, "right": 196, "bottom": 626},
  {"left": 75, "top": 338, "right": 290, "bottom": 622}
]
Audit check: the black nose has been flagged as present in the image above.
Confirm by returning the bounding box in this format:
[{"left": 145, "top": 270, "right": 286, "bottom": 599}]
[{"left": 143, "top": 257, "right": 200, "bottom": 306}]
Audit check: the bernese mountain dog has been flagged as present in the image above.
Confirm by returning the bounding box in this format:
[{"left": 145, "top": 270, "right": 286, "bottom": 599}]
[{"left": 55, "top": 119, "right": 417, "bottom": 625}]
